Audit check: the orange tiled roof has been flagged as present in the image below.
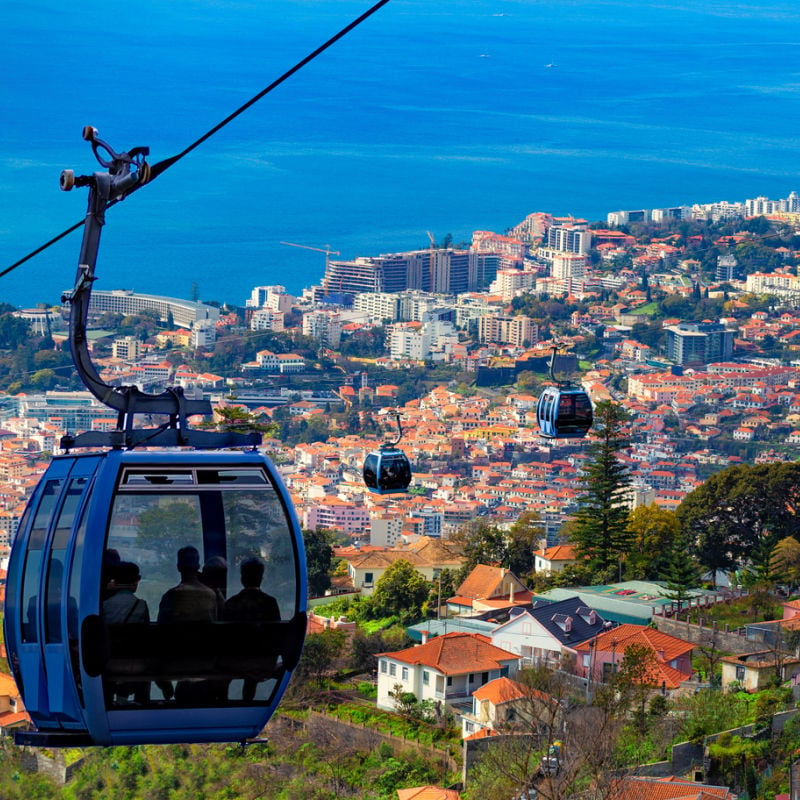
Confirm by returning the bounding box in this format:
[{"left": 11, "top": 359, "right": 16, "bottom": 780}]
[
  {"left": 535, "top": 544, "right": 576, "bottom": 562},
  {"left": 609, "top": 776, "right": 734, "bottom": 800},
  {"left": 472, "top": 676, "right": 527, "bottom": 705},
  {"left": 381, "top": 632, "right": 517, "bottom": 675},
  {"left": 455, "top": 564, "right": 526, "bottom": 601}
]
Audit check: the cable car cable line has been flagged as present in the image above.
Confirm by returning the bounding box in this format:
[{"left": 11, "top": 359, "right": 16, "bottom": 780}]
[
  {"left": 3, "top": 0, "right": 394, "bottom": 747},
  {"left": 0, "top": 0, "right": 390, "bottom": 281}
]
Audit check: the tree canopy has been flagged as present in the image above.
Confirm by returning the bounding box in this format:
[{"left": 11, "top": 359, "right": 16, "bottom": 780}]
[
  {"left": 370, "top": 560, "right": 430, "bottom": 624},
  {"left": 677, "top": 462, "right": 800, "bottom": 577}
]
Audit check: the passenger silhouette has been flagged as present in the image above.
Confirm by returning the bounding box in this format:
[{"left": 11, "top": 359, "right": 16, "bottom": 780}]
[
  {"left": 200, "top": 555, "right": 228, "bottom": 619},
  {"left": 224, "top": 557, "right": 280, "bottom": 624},
  {"left": 103, "top": 561, "right": 149, "bottom": 625},
  {"left": 224, "top": 557, "right": 281, "bottom": 702},
  {"left": 102, "top": 561, "right": 150, "bottom": 705},
  {"left": 158, "top": 546, "right": 218, "bottom": 624},
  {"left": 158, "top": 546, "right": 218, "bottom": 704}
]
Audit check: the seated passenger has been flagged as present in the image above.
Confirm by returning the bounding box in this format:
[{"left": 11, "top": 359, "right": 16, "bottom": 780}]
[
  {"left": 158, "top": 546, "right": 218, "bottom": 624},
  {"left": 102, "top": 561, "right": 150, "bottom": 705},
  {"left": 224, "top": 557, "right": 281, "bottom": 702}
]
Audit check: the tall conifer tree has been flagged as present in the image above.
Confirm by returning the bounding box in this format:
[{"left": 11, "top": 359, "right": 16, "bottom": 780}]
[{"left": 570, "top": 401, "right": 632, "bottom": 576}]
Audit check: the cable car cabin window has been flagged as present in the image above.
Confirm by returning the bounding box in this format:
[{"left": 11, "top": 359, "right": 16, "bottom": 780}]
[
  {"left": 557, "top": 392, "right": 593, "bottom": 433},
  {"left": 44, "top": 477, "right": 86, "bottom": 644},
  {"left": 67, "top": 490, "right": 91, "bottom": 700},
  {"left": 101, "top": 467, "right": 295, "bottom": 708},
  {"left": 21, "top": 480, "right": 62, "bottom": 643}
]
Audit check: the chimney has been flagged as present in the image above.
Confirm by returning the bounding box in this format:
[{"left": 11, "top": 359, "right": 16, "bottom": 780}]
[{"left": 421, "top": 630, "right": 429, "bottom": 644}]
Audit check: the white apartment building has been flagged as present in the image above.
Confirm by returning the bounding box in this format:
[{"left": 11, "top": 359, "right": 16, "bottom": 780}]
[
  {"left": 246, "top": 285, "right": 294, "bottom": 314},
  {"left": 389, "top": 322, "right": 432, "bottom": 361},
  {"left": 746, "top": 272, "right": 800, "bottom": 296},
  {"left": 85, "top": 290, "right": 220, "bottom": 329},
  {"left": 352, "top": 291, "right": 401, "bottom": 323},
  {"left": 489, "top": 269, "right": 536, "bottom": 301},
  {"left": 370, "top": 513, "right": 404, "bottom": 547},
  {"left": 551, "top": 252, "right": 588, "bottom": 281},
  {"left": 192, "top": 320, "right": 217, "bottom": 349},
  {"left": 545, "top": 223, "right": 591, "bottom": 255},
  {"left": 250, "top": 308, "right": 285, "bottom": 332},
  {"left": 112, "top": 336, "right": 142, "bottom": 360},
  {"left": 302, "top": 310, "right": 342, "bottom": 349}
]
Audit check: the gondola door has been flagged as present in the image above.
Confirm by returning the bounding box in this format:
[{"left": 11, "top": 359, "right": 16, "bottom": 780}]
[
  {"left": 42, "top": 457, "right": 99, "bottom": 732},
  {"left": 6, "top": 458, "right": 79, "bottom": 731}
]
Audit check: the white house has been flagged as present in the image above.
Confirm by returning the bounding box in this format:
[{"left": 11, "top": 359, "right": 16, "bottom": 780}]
[
  {"left": 376, "top": 632, "right": 519, "bottom": 712},
  {"left": 490, "top": 597, "right": 607, "bottom": 670}
]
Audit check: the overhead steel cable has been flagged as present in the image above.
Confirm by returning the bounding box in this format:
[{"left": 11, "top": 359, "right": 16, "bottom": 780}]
[{"left": 1, "top": 0, "right": 391, "bottom": 280}]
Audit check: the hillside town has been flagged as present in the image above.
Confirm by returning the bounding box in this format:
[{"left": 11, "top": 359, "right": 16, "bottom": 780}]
[{"left": 3, "top": 191, "right": 800, "bottom": 798}]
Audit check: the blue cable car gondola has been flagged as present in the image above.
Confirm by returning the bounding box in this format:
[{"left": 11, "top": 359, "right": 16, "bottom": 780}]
[
  {"left": 362, "top": 410, "right": 412, "bottom": 494},
  {"left": 4, "top": 131, "right": 307, "bottom": 746},
  {"left": 535, "top": 346, "right": 594, "bottom": 439}
]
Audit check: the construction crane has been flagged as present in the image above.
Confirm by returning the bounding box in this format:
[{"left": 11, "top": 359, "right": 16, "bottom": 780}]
[
  {"left": 426, "top": 230, "right": 435, "bottom": 293},
  {"left": 280, "top": 241, "right": 340, "bottom": 275}
]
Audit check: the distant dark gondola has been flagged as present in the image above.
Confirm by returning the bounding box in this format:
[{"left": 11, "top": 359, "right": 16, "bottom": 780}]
[
  {"left": 363, "top": 446, "right": 413, "bottom": 494},
  {"left": 535, "top": 346, "right": 593, "bottom": 439},
  {"left": 362, "top": 410, "right": 412, "bottom": 494}
]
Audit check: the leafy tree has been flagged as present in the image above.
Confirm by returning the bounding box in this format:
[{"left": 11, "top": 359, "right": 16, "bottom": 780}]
[
  {"left": 303, "top": 528, "right": 334, "bottom": 597},
  {"left": 0, "top": 313, "right": 31, "bottom": 349},
  {"left": 370, "top": 560, "right": 430, "bottom": 624},
  {"left": 625, "top": 504, "right": 680, "bottom": 580},
  {"left": 506, "top": 510, "right": 545, "bottom": 577},
  {"left": 677, "top": 462, "right": 800, "bottom": 578},
  {"left": 293, "top": 628, "right": 346, "bottom": 687},
  {"left": 452, "top": 518, "right": 508, "bottom": 578},
  {"left": 206, "top": 404, "right": 277, "bottom": 436},
  {"left": 569, "top": 401, "right": 632, "bottom": 575},
  {"left": 770, "top": 536, "right": 800, "bottom": 589},
  {"left": 614, "top": 642, "right": 658, "bottom": 733}
]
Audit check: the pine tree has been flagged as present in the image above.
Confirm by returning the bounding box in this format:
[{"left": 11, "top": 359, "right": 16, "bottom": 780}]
[
  {"left": 661, "top": 535, "right": 703, "bottom": 612},
  {"left": 570, "top": 401, "right": 632, "bottom": 576}
]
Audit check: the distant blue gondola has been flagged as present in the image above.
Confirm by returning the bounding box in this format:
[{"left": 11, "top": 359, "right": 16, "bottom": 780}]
[
  {"left": 535, "top": 344, "right": 594, "bottom": 439},
  {"left": 536, "top": 385, "right": 594, "bottom": 439}
]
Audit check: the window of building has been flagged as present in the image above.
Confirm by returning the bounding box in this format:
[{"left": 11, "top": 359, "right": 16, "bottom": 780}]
[
  {"left": 469, "top": 673, "right": 475, "bottom": 683},
  {"left": 402, "top": 667, "right": 408, "bottom": 681},
  {"left": 380, "top": 661, "right": 387, "bottom": 674},
  {"left": 447, "top": 676, "right": 452, "bottom": 687},
  {"left": 365, "top": 572, "right": 373, "bottom": 584},
  {"left": 423, "top": 671, "right": 429, "bottom": 685},
  {"left": 389, "top": 663, "right": 396, "bottom": 677},
  {"left": 481, "top": 672, "right": 489, "bottom": 683},
  {"left": 735, "top": 665, "right": 746, "bottom": 681}
]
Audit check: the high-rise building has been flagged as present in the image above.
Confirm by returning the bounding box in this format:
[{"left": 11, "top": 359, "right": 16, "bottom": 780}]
[
  {"left": 546, "top": 223, "right": 591, "bottom": 255},
  {"left": 478, "top": 314, "right": 538, "bottom": 347},
  {"left": 716, "top": 253, "right": 737, "bottom": 282},
  {"left": 664, "top": 321, "right": 734, "bottom": 366},
  {"left": 324, "top": 249, "right": 482, "bottom": 298}
]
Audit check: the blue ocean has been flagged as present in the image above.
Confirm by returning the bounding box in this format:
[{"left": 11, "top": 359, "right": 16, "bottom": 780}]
[{"left": 2, "top": 0, "right": 800, "bottom": 308}]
